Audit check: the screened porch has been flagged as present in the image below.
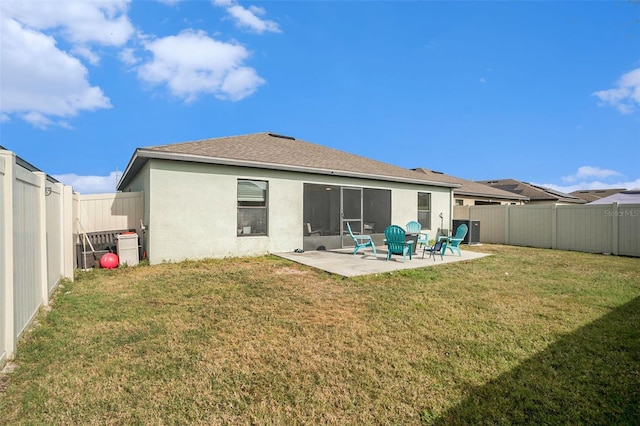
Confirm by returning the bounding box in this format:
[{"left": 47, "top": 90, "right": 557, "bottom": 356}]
[{"left": 302, "top": 183, "right": 392, "bottom": 251}]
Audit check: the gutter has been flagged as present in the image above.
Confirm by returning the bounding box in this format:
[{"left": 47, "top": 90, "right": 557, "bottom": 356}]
[{"left": 454, "top": 190, "right": 529, "bottom": 201}]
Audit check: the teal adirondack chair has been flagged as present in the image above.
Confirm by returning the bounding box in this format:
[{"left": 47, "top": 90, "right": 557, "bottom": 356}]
[
  {"left": 406, "top": 220, "right": 429, "bottom": 248},
  {"left": 441, "top": 224, "right": 468, "bottom": 257},
  {"left": 346, "top": 222, "right": 377, "bottom": 256},
  {"left": 384, "top": 225, "right": 413, "bottom": 262}
]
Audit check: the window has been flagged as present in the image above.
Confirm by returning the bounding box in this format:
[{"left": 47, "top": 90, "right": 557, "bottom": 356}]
[
  {"left": 418, "top": 192, "right": 431, "bottom": 229},
  {"left": 237, "top": 180, "right": 267, "bottom": 236},
  {"left": 455, "top": 199, "right": 464, "bottom": 206}
]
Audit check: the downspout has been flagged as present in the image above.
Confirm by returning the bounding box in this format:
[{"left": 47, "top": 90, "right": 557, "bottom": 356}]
[{"left": 449, "top": 187, "right": 454, "bottom": 234}]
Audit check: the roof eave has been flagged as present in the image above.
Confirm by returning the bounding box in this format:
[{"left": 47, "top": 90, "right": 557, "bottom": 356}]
[
  {"left": 117, "top": 148, "right": 146, "bottom": 190},
  {"left": 557, "top": 198, "right": 587, "bottom": 204},
  {"left": 454, "top": 190, "right": 529, "bottom": 200},
  {"left": 119, "top": 150, "right": 461, "bottom": 189}
]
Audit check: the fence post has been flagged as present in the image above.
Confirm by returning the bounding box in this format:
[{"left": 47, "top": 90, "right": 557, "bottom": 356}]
[
  {"left": 551, "top": 204, "right": 557, "bottom": 250},
  {"left": 55, "top": 183, "right": 64, "bottom": 280},
  {"left": 62, "top": 185, "right": 75, "bottom": 280},
  {"left": 34, "top": 172, "right": 49, "bottom": 306},
  {"left": 612, "top": 202, "right": 619, "bottom": 256},
  {"left": 504, "top": 204, "right": 510, "bottom": 245},
  {"left": 1, "top": 150, "right": 16, "bottom": 362}
]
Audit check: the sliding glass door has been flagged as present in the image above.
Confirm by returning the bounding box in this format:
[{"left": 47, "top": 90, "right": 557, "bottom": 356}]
[{"left": 341, "top": 187, "right": 362, "bottom": 247}]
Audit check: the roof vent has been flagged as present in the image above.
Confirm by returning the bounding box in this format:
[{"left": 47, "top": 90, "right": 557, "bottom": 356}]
[
  {"left": 431, "top": 170, "right": 444, "bottom": 174},
  {"left": 268, "top": 133, "right": 295, "bottom": 140}
]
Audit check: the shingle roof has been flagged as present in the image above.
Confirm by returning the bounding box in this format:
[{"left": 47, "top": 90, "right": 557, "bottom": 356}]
[
  {"left": 569, "top": 188, "right": 627, "bottom": 203},
  {"left": 413, "top": 168, "right": 529, "bottom": 201},
  {"left": 478, "top": 178, "right": 586, "bottom": 203},
  {"left": 118, "top": 132, "right": 461, "bottom": 189},
  {"left": 587, "top": 189, "right": 640, "bottom": 204}
]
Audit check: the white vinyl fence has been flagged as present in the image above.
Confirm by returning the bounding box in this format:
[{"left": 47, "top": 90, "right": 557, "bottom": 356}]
[
  {"left": 454, "top": 203, "right": 640, "bottom": 257},
  {"left": 76, "top": 192, "right": 144, "bottom": 235},
  {"left": 1, "top": 150, "right": 75, "bottom": 366},
  {"left": 1, "top": 147, "right": 146, "bottom": 366}
]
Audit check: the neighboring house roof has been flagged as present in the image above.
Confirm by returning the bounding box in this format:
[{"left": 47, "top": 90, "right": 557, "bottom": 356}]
[
  {"left": 587, "top": 189, "right": 640, "bottom": 204},
  {"left": 1, "top": 145, "right": 61, "bottom": 184},
  {"left": 117, "top": 132, "right": 462, "bottom": 190},
  {"left": 569, "top": 188, "right": 627, "bottom": 203},
  {"left": 412, "top": 168, "right": 529, "bottom": 201},
  {"left": 477, "top": 178, "right": 587, "bottom": 204}
]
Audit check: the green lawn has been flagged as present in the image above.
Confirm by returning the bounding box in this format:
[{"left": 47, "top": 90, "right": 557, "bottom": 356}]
[{"left": 1, "top": 245, "right": 639, "bottom": 425}]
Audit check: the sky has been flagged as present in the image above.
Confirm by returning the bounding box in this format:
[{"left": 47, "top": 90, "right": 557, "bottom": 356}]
[{"left": 1, "top": 0, "right": 639, "bottom": 195}]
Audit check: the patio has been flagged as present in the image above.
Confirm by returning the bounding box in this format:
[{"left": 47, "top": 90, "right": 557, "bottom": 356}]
[{"left": 276, "top": 246, "right": 490, "bottom": 277}]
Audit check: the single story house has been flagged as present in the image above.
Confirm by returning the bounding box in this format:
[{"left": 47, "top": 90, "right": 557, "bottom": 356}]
[
  {"left": 117, "top": 132, "right": 460, "bottom": 264},
  {"left": 587, "top": 189, "right": 640, "bottom": 205},
  {"left": 570, "top": 188, "right": 627, "bottom": 203},
  {"left": 477, "top": 178, "right": 587, "bottom": 205},
  {"left": 412, "top": 168, "right": 529, "bottom": 205}
]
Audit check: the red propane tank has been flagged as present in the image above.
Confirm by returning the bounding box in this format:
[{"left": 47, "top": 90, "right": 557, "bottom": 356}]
[{"left": 100, "top": 253, "right": 119, "bottom": 269}]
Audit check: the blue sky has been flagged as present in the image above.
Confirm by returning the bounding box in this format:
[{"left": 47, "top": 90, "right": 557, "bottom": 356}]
[{"left": 1, "top": 0, "right": 639, "bottom": 194}]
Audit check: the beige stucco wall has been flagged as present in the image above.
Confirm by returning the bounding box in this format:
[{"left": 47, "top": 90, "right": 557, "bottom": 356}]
[
  {"left": 124, "top": 159, "right": 454, "bottom": 264},
  {"left": 392, "top": 186, "right": 451, "bottom": 235}
]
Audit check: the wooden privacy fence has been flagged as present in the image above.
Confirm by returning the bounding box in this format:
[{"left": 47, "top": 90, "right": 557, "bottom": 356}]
[
  {"left": 1, "top": 148, "right": 144, "bottom": 366},
  {"left": 454, "top": 203, "right": 640, "bottom": 257}
]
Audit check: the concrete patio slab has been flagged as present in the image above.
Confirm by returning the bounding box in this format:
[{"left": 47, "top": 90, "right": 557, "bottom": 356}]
[{"left": 275, "top": 247, "right": 490, "bottom": 277}]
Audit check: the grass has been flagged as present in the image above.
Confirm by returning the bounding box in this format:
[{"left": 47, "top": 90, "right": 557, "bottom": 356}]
[{"left": 1, "top": 244, "right": 639, "bottom": 425}]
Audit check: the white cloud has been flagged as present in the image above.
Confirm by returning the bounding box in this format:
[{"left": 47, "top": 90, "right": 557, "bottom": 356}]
[
  {"left": 213, "top": 0, "right": 281, "bottom": 34},
  {"left": 138, "top": 30, "right": 265, "bottom": 102},
  {"left": 537, "top": 165, "right": 639, "bottom": 193},
  {"left": 0, "top": 17, "right": 112, "bottom": 127},
  {"left": 72, "top": 45, "right": 102, "bottom": 66},
  {"left": 119, "top": 47, "right": 139, "bottom": 66},
  {"left": 22, "top": 111, "right": 55, "bottom": 129},
  {"left": 562, "top": 166, "right": 622, "bottom": 183},
  {"left": 213, "top": 0, "right": 234, "bottom": 6},
  {"left": 1, "top": 0, "right": 273, "bottom": 127},
  {"left": 592, "top": 68, "right": 640, "bottom": 114},
  {"left": 534, "top": 179, "right": 640, "bottom": 194},
  {"left": 53, "top": 171, "right": 120, "bottom": 194},
  {"left": 0, "top": 0, "right": 134, "bottom": 127},
  {"left": 1, "top": 0, "right": 134, "bottom": 46},
  {"left": 219, "top": 66, "right": 265, "bottom": 101}
]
